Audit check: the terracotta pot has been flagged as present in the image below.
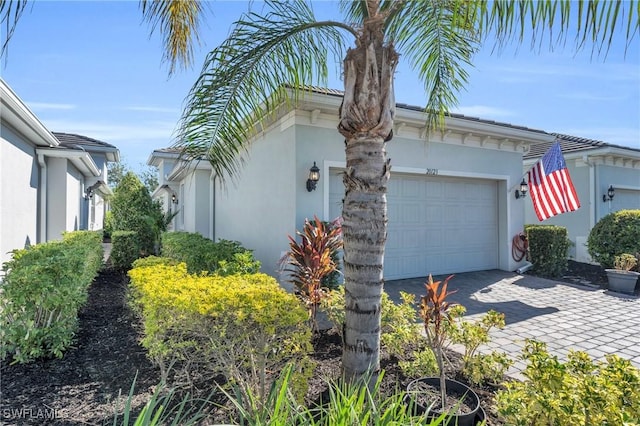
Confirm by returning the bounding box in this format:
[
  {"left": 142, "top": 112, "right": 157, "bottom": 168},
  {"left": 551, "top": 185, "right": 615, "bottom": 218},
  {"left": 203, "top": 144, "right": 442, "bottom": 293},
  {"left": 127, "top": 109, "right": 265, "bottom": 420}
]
[{"left": 406, "top": 377, "right": 481, "bottom": 426}]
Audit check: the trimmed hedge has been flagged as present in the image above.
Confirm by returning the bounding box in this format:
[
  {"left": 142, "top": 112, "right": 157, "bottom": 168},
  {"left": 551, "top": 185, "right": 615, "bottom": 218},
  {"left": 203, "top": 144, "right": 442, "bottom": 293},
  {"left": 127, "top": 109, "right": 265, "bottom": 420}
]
[
  {"left": 111, "top": 230, "right": 140, "bottom": 271},
  {"left": 526, "top": 225, "right": 570, "bottom": 277},
  {"left": 0, "top": 231, "right": 103, "bottom": 363},
  {"left": 587, "top": 209, "right": 640, "bottom": 268},
  {"left": 128, "top": 263, "right": 312, "bottom": 407},
  {"left": 160, "top": 232, "right": 260, "bottom": 275}
]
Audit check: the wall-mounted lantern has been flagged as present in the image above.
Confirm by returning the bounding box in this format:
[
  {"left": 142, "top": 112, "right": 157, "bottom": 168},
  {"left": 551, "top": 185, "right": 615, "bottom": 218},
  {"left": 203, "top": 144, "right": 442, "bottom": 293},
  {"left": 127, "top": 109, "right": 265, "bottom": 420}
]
[
  {"left": 306, "top": 162, "right": 320, "bottom": 192},
  {"left": 84, "top": 180, "right": 105, "bottom": 200},
  {"left": 515, "top": 178, "right": 528, "bottom": 199},
  {"left": 161, "top": 184, "right": 179, "bottom": 204},
  {"left": 602, "top": 185, "right": 615, "bottom": 203}
]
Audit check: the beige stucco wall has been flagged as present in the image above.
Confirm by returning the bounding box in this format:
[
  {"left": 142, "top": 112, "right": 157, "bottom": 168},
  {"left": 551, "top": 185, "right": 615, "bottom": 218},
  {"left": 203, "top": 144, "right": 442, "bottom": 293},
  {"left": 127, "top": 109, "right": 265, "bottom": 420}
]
[
  {"left": 214, "top": 124, "right": 297, "bottom": 277},
  {"left": 0, "top": 124, "right": 40, "bottom": 267},
  {"left": 211, "top": 108, "right": 535, "bottom": 279}
]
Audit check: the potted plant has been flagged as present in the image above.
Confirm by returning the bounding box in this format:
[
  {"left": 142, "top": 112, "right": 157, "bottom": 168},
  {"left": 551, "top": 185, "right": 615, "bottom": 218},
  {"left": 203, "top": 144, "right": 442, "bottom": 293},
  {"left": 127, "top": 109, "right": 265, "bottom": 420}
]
[
  {"left": 605, "top": 253, "right": 640, "bottom": 295},
  {"left": 405, "top": 275, "right": 481, "bottom": 426}
]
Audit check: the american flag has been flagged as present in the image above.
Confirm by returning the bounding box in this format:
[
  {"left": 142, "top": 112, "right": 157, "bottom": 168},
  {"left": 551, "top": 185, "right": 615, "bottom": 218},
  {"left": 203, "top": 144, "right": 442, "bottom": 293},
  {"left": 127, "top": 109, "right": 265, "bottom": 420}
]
[{"left": 528, "top": 141, "right": 580, "bottom": 221}]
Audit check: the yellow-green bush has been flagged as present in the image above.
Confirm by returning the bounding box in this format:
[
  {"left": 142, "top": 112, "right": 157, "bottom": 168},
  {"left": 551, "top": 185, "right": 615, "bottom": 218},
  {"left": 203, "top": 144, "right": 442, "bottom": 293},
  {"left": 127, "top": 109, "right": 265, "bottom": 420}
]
[
  {"left": 497, "top": 340, "right": 640, "bottom": 425},
  {"left": 0, "top": 231, "right": 103, "bottom": 363},
  {"left": 128, "top": 263, "right": 312, "bottom": 412}
]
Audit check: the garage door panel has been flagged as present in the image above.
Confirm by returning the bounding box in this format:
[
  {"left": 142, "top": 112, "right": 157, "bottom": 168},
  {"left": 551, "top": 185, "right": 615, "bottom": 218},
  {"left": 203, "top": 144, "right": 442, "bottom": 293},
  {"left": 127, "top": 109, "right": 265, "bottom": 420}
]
[
  {"left": 402, "top": 203, "right": 422, "bottom": 223},
  {"left": 425, "top": 205, "right": 443, "bottom": 223},
  {"left": 329, "top": 169, "right": 498, "bottom": 280},
  {"left": 386, "top": 173, "right": 498, "bottom": 279},
  {"left": 402, "top": 230, "right": 421, "bottom": 249}
]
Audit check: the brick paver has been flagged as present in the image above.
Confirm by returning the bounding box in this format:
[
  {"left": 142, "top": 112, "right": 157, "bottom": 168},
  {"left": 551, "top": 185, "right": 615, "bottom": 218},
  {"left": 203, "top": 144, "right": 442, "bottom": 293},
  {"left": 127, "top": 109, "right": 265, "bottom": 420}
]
[{"left": 385, "top": 270, "right": 640, "bottom": 379}]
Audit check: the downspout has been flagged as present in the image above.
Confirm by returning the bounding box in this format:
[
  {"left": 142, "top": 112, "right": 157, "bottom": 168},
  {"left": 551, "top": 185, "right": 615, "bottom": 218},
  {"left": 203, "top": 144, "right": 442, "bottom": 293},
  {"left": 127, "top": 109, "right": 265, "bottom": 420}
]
[
  {"left": 582, "top": 155, "right": 596, "bottom": 229},
  {"left": 37, "top": 153, "right": 47, "bottom": 243}
]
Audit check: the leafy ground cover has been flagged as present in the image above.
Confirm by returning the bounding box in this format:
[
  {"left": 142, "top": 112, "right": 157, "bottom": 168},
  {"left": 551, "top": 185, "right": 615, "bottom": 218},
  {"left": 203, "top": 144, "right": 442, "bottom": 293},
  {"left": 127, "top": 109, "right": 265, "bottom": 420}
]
[{"left": 0, "top": 262, "right": 602, "bottom": 425}]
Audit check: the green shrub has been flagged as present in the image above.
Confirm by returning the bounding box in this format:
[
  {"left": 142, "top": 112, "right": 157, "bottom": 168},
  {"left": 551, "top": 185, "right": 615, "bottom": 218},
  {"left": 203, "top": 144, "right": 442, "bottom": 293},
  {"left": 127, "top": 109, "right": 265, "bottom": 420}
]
[
  {"left": 588, "top": 209, "right": 640, "bottom": 268},
  {"left": 110, "top": 172, "right": 160, "bottom": 257},
  {"left": 398, "top": 348, "right": 438, "bottom": 378},
  {"left": 103, "top": 210, "right": 114, "bottom": 240},
  {"left": 526, "top": 225, "right": 570, "bottom": 277},
  {"left": 131, "top": 256, "right": 178, "bottom": 269},
  {"left": 127, "top": 264, "right": 312, "bottom": 415},
  {"left": 496, "top": 340, "right": 640, "bottom": 425},
  {"left": 111, "top": 230, "right": 140, "bottom": 271},
  {"left": 322, "top": 288, "right": 422, "bottom": 357},
  {"left": 160, "top": 232, "right": 260, "bottom": 275},
  {"left": 446, "top": 305, "right": 512, "bottom": 386},
  {"left": 0, "top": 231, "right": 103, "bottom": 363}
]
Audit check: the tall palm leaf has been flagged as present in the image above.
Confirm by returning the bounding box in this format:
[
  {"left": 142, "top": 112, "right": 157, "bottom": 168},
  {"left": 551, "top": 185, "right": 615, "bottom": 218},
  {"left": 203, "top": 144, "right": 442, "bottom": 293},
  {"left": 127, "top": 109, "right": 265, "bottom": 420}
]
[{"left": 173, "top": 0, "right": 351, "bottom": 181}]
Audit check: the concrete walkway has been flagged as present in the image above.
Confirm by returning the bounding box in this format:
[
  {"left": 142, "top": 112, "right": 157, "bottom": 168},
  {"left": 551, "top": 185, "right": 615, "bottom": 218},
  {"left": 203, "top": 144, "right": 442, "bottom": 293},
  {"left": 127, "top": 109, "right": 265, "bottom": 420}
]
[{"left": 385, "top": 270, "right": 640, "bottom": 378}]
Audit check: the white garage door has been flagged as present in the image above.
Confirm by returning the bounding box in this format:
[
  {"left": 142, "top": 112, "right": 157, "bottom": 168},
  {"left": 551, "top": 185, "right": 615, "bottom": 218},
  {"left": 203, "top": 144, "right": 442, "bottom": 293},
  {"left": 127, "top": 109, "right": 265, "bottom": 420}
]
[
  {"left": 329, "top": 169, "right": 498, "bottom": 280},
  {"left": 611, "top": 188, "right": 640, "bottom": 212}
]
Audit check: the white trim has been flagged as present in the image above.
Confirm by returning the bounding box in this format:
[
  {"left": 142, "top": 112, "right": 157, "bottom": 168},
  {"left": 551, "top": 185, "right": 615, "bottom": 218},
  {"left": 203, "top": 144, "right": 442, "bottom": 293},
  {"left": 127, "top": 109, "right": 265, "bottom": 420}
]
[
  {"left": 0, "top": 79, "right": 59, "bottom": 148},
  {"left": 612, "top": 184, "right": 640, "bottom": 191},
  {"left": 323, "top": 160, "right": 345, "bottom": 220},
  {"left": 36, "top": 148, "right": 100, "bottom": 177}
]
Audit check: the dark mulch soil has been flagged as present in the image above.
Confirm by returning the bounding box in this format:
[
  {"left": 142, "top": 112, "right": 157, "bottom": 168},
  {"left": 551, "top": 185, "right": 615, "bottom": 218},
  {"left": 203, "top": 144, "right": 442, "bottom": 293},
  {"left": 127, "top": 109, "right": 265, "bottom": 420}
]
[
  {"left": 1, "top": 261, "right": 607, "bottom": 425},
  {"left": 525, "top": 259, "right": 608, "bottom": 288}
]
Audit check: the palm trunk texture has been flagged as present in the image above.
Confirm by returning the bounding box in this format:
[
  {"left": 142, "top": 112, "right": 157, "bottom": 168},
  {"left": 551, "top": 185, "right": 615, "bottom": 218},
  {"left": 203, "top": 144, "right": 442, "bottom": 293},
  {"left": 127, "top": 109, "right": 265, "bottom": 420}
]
[{"left": 338, "top": 18, "right": 398, "bottom": 383}]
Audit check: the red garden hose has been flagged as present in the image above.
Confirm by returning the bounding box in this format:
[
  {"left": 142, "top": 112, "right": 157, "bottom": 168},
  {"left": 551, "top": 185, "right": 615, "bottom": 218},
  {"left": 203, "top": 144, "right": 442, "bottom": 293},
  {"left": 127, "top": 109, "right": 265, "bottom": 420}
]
[{"left": 512, "top": 233, "right": 529, "bottom": 262}]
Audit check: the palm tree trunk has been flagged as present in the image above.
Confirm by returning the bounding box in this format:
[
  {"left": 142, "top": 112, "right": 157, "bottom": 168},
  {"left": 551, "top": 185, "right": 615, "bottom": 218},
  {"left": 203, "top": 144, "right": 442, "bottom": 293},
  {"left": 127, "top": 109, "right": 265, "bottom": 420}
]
[{"left": 338, "top": 19, "right": 398, "bottom": 383}]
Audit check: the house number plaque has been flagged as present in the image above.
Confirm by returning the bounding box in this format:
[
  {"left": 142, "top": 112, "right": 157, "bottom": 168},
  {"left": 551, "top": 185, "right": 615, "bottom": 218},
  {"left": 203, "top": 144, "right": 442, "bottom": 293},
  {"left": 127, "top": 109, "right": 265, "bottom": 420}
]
[{"left": 425, "top": 168, "right": 439, "bottom": 176}]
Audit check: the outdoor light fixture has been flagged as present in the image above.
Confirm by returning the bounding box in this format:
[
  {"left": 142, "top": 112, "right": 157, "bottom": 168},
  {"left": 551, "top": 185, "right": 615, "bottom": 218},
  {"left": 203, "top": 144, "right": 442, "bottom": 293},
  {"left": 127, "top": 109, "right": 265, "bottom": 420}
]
[
  {"left": 161, "top": 184, "right": 179, "bottom": 204},
  {"left": 602, "top": 185, "right": 615, "bottom": 203},
  {"left": 515, "top": 178, "right": 529, "bottom": 199},
  {"left": 84, "top": 187, "right": 94, "bottom": 199},
  {"left": 84, "top": 180, "right": 105, "bottom": 200},
  {"left": 306, "top": 162, "right": 320, "bottom": 192}
]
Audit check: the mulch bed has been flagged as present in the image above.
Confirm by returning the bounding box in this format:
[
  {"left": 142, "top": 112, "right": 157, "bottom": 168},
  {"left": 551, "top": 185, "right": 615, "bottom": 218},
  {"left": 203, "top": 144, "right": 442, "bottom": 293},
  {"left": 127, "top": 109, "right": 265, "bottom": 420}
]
[{"left": 1, "top": 261, "right": 607, "bottom": 425}]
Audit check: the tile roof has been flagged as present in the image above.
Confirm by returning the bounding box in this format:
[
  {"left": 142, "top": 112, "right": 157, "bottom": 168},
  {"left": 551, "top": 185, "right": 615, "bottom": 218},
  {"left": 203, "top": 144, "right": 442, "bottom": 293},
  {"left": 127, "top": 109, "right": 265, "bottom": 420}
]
[
  {"left": 524, "top": 133, "right": 640, "bottom": 160},
  {"left": 52, "top": 132, "right": 117, "bottom": 150}
]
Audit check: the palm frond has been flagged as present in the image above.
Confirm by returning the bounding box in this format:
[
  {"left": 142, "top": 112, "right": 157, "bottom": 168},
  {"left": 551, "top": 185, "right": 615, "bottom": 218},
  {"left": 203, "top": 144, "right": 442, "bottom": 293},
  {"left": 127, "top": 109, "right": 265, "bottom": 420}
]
[
  {"left": 140, "top": 0, "right": 205, "bottom": 75},
  {"left": 174, "top": 0, "right": 351, "bottom": 184},
  {"left": 477, "top": 0, "right": 639, "bottom": 58},
  {"left": 1, "top": 0, "right": 29, "bottom": 57},
  {"left": 339, "top": 0, "right": 407, "bottom": 25},
  {"left": 387, "top": 0, "right": 479, "bottom": 132}
]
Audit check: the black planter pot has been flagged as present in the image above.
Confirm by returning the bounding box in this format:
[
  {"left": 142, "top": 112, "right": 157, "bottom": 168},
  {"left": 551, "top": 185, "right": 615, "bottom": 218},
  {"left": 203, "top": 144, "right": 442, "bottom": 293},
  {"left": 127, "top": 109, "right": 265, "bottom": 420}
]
[{"left": 406, "top": 377, "right": 481, "bottom": 426}]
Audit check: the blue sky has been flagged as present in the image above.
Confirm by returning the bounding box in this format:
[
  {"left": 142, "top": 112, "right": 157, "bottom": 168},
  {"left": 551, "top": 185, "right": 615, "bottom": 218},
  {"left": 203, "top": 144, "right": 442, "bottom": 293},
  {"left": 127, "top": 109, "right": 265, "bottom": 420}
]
[{"left": 2, "top": 1, "right": 639, "bottom": 173}]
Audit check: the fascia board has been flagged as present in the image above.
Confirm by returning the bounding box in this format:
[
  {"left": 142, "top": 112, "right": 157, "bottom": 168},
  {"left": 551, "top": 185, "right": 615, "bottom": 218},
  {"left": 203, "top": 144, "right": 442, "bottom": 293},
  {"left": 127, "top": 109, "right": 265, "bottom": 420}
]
[
  {"left": 77, "top": 144, "right": 121, "bottom": 162},
  {"left": 167, "top": 159, "right": 213, "bottom": 181},
  {"left": 525, "top": 147, "right": 640, "bottom": 165},
  {"left": 581, "top": 146, "right": 640, "bottom": 160},
  {"left": 295, "top": 91, "right": 554, "bottom": 145},
  {"left": 1, "top": 79, "right": 59, "bottom": 147},
  {"left": 147, "top": 150, "right": 180, "bottom": 167},
  {"left": 36, "top": 148, "right": 101, "bottom": 177}
]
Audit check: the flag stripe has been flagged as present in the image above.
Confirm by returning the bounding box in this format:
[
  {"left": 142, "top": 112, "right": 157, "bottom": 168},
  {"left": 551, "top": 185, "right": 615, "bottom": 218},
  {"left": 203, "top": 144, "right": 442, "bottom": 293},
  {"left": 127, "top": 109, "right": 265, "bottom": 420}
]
[{"left": 527, "top": 141, "right": 581, "bottom": 221}]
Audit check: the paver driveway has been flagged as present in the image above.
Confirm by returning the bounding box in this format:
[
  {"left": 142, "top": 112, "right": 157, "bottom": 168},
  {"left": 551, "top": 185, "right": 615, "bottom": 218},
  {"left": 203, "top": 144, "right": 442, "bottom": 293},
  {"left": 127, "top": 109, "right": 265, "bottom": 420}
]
[{"left": 385, "top": 270, "right": 640, "bottom": 379}]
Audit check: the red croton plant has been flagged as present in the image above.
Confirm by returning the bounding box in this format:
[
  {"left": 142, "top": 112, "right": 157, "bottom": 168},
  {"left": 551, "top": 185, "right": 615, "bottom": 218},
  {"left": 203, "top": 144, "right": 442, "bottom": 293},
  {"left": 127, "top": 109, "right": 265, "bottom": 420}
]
[
  {"left": 420, "top": 274, "right": 457, "bottom": 410},
  {"left": 282, "top": 216, "right": 342, "bottom": 332}
]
